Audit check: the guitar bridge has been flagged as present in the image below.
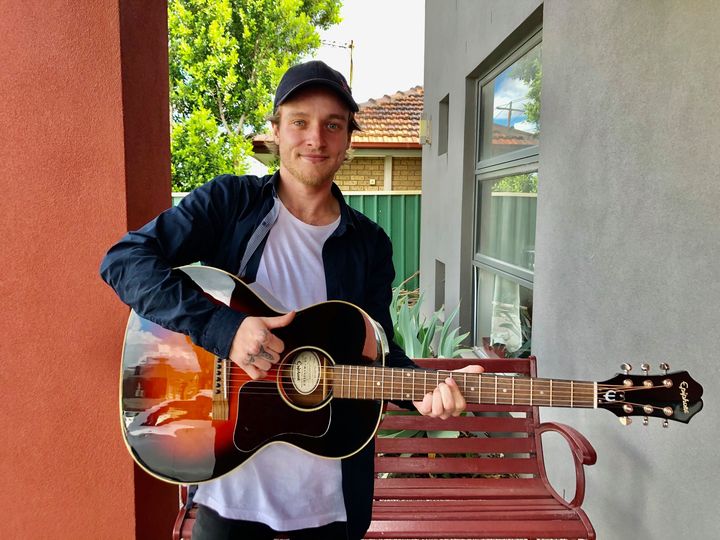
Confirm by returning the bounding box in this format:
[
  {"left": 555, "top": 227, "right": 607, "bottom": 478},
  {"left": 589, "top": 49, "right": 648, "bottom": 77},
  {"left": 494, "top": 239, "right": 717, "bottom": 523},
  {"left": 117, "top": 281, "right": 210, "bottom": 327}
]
[{"left": 212, "top": 357, "right": 229, "bottom": 421}]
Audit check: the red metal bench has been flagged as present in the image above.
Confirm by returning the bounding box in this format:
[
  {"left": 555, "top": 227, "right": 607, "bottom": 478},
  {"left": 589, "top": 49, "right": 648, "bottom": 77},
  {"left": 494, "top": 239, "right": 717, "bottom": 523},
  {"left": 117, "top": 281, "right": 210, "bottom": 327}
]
[{"left": 173, "top": 357, "right": 596, "bottom": 539}]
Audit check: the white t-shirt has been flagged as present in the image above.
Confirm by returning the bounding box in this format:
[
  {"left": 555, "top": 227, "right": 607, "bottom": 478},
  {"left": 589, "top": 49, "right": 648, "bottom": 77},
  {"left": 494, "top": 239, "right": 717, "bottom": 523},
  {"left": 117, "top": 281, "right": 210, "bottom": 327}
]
[{"left": 194, "top": 201, "right": 346, "bottom": 531}]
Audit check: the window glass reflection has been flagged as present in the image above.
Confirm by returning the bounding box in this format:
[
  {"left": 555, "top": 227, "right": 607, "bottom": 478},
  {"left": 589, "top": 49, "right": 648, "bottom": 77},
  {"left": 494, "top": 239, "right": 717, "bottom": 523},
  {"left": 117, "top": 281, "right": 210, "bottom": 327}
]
[
  {"left": 479, "top": 44, "right": 541, "bottom": 161},
  {"left": 476, "top": 173, "right": 537, "bottom": 271},
  {"left": 474, "top": 267, "right": 533, "bottom": 357}
]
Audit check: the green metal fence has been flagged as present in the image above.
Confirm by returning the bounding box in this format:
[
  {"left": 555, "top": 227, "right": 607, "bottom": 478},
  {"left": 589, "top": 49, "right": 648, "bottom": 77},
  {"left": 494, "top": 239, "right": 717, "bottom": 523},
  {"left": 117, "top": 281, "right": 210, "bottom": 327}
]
[{"left": 172, "top": 192, "right": 421, "bottom": 290}]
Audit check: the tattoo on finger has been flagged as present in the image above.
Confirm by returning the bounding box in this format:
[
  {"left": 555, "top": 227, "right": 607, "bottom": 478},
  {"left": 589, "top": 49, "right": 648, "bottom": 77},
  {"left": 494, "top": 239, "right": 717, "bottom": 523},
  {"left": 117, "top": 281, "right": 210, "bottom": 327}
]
[{"left": 257, "top": 345, "right": 274, "bottom": 362}]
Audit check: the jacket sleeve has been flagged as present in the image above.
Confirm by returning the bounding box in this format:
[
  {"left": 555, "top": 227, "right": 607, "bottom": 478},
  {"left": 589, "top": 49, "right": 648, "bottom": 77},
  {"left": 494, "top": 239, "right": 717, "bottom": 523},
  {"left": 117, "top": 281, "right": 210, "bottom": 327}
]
[{"left": 99, "top": 176, "right": 246, "bottom": 359}]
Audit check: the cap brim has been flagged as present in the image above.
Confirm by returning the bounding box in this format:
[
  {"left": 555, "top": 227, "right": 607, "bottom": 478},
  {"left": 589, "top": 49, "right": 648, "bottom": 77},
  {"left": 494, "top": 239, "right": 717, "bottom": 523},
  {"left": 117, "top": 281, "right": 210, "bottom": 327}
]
[{"left": 275, "top": 78, "right": 359, "bottom": 112}]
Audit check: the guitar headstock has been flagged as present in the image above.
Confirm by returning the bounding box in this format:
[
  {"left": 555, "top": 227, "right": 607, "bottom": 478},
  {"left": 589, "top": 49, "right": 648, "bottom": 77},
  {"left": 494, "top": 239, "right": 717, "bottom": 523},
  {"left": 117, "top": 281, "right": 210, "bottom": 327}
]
[{"left": 598, "top": 363, "right": 703, "bottom": 426}]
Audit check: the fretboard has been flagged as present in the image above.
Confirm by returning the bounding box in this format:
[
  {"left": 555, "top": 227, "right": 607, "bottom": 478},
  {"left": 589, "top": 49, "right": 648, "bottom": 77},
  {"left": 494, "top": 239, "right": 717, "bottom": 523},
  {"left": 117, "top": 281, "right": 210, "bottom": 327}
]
[{"left": 331, "top": 365, "right": 597, "bottom": 408}]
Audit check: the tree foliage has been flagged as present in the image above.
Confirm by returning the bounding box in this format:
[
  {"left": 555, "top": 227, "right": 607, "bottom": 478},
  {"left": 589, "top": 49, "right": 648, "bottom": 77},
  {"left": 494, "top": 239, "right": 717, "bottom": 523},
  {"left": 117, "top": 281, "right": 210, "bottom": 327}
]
[
  {"left": 168, "top": 0, "right": 343, "bottom": 191},
  {"left": 510, "top": 44, "right": 542, "bottom": 131},
  {"left": 492, "top": 173, "right": 538, "bottom": 194}
]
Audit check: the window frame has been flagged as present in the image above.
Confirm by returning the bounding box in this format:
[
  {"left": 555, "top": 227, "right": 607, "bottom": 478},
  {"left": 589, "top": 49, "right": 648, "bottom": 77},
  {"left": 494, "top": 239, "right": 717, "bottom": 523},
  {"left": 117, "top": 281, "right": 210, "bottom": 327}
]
[{"left": 471, "top": 29, "right": 542, "bottom": 351}]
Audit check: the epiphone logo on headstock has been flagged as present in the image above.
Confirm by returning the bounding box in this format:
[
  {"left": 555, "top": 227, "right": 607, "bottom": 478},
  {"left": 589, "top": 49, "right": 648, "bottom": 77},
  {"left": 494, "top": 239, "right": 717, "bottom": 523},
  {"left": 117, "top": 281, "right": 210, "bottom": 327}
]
[{"left": 679, "top": 381, "right": 690, "bottom": 414}]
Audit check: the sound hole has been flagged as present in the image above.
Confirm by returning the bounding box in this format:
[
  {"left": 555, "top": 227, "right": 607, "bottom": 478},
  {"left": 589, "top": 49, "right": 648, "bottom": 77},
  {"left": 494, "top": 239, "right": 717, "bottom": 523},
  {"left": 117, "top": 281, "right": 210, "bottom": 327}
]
[{"left": 279, "top": 348, "right": 333, "bottom": 410}]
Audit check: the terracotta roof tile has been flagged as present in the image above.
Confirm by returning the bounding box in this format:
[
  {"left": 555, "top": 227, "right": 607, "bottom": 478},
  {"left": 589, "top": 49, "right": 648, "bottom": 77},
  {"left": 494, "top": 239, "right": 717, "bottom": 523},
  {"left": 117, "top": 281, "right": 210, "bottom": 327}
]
[{"left": 352, "top": 86, "right": 423, "bottom": 147}]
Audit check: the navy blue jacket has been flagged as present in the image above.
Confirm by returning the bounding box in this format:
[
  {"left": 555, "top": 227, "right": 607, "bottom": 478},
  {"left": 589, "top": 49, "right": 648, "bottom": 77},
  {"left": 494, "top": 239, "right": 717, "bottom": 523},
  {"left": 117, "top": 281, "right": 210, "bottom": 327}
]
[{"left": 100, "top": 172, "right": 415, "bottom": 538}]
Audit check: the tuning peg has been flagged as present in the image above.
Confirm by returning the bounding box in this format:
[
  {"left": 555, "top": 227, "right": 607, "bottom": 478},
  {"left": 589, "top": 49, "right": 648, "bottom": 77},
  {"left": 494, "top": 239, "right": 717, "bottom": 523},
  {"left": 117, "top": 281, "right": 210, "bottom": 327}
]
[
  {"left": 621, "top": 363, "right": 632, "bottom": 374},
  {"left": 662, "top": 419, "right": 669, "bottom": 429},
  {"left": 643, "top": 416, "right": 649, "bottom": 426},
  {"left": 659, "top": 362, "right": 670, "bottom": 374},
  {"left": 619, "top": 417, "right": 632, "bottom": 426},
  {"left": 641, "top": 363, "right": 650, "bottom": 375}
]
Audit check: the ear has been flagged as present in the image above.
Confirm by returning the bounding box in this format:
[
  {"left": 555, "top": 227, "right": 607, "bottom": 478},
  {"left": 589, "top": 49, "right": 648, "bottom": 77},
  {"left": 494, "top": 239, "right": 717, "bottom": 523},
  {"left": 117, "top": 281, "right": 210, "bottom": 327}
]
[{"left": 272, "top": 121, "right": 280, "bottom": 145}]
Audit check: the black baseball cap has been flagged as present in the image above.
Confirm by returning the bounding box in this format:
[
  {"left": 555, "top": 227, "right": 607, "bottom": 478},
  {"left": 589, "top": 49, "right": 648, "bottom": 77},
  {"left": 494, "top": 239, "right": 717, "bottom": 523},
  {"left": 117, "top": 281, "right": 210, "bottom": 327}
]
[{"left": 274, "top": 60, "right": 359, "bottom": 113}]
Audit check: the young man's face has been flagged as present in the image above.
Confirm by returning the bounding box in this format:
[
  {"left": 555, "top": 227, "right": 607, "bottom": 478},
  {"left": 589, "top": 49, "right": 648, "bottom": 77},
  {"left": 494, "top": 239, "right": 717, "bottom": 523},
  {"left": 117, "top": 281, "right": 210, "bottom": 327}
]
[{"left": 272, "top": 86, "right": 352, "bottom": 189}]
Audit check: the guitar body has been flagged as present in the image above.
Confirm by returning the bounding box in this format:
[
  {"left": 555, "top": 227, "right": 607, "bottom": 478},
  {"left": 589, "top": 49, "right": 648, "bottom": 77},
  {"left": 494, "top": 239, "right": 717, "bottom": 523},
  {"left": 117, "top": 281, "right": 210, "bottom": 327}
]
[{"left": 120, "top": 266, "right": 385, "bottom": 484}]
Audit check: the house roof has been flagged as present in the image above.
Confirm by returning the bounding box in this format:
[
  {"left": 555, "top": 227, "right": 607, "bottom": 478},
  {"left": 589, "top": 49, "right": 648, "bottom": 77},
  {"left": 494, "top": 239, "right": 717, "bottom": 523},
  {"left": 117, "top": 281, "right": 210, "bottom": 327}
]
[
  {"left": 352, "top": 86, "right": 423, "bottom": 149},
  {"left": 491, "top": 124, "right": 539, "bottom": 147}
]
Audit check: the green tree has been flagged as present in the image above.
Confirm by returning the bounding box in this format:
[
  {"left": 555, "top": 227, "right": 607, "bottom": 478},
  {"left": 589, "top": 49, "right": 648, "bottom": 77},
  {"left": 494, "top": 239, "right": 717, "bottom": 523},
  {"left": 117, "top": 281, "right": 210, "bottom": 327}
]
[
  {"left": 168, "top": 0, "right": 342, "bottom": 191},
  {"left": 492, "top": 173, "right": 538, "bottom": 193},
  {"left": 510, "top": 44, "right": 542, "bottom": 130}
]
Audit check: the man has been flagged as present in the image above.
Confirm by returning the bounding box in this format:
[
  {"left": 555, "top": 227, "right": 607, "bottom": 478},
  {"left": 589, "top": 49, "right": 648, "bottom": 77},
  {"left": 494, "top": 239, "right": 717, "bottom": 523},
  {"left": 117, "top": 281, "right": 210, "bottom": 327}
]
[{"left": 101, "top": 60, "right": 480, "bottom": 539}]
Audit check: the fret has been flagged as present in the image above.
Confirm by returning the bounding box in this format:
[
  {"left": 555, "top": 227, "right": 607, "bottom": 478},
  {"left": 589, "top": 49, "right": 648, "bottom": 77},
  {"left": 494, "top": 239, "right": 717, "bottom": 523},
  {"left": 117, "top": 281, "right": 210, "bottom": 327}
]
[
  {"left": 570, "top": 380, "right": 574, "bottom": 407},
  {"left": 424, "top": 371, "right": 428, "bottom": 396},
  {"left": 530, "top": 378, "right": 533, "bottom": 406},
  {"left": 390, "top": 368, "right": 394, "bottom": 400},
  {"left": 494, "top": 376, "right": 498, "bottom": 405},
  {"left": 362, "top": 365, "right": 366, "bottom": 399},
  {"left": 511, "top": 377, "right": 515, "bottom": 406},
  {"left": 478, "top": 374, "right": 482, "bottom": 404},
  {"left": 400, "top": 368, "right": 404, "bottom": 399},
  {"left": 549, "top": 379, "right": 553, "bottom": 407}
]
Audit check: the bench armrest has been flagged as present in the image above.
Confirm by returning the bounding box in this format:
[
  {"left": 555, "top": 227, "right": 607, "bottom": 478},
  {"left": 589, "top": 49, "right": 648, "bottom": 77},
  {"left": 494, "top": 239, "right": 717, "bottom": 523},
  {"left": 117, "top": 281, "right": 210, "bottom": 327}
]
[{"left": 537, "top": 422, "right": 597, "bottom": 507}]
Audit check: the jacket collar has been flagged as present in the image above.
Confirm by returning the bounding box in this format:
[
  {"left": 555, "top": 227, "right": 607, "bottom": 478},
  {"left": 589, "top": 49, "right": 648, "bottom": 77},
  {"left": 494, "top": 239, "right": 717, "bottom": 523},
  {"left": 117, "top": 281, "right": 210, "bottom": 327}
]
[{"left": 262, "top": 171, "right": 356, "bottom": 234}]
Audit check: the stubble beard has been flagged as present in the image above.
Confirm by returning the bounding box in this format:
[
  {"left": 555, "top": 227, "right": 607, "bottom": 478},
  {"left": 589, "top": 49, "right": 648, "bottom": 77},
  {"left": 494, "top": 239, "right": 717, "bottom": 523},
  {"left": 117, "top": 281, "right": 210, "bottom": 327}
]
[{"left": 280, "top": 151, "right": 343, "bottom": 188}]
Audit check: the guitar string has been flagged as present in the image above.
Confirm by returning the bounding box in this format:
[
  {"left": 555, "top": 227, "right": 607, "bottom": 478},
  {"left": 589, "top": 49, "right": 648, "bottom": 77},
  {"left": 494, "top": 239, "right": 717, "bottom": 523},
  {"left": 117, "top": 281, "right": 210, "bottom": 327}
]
[
  {"left": 186, "top": 380, "right": 659, "bottom": 406},
  {"left": 218, "top": 374, "right": 654, "bottom": 396}
]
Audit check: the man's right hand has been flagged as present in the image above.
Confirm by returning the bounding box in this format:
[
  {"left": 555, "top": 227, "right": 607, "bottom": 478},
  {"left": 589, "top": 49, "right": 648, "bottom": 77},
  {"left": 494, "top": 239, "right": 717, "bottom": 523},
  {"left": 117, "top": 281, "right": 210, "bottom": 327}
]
[{"left": 228, "top": 311, "right": 296, "bottom": 379}]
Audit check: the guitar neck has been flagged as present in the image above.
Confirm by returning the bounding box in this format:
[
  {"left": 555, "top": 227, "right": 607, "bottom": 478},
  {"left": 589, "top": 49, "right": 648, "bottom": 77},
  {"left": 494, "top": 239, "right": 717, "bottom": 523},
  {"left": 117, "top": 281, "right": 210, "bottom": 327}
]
[{"left": 331, "top": 365, "right": 597, "bottom": 409}]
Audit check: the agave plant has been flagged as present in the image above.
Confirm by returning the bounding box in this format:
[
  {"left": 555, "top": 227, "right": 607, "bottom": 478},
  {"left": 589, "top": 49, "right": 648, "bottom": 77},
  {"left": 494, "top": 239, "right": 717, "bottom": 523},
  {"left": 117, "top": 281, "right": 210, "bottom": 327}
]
[
  {"left": 379, "top": 276, "right": 472, "bottom": 446},
  {"left": 390, "top": 276, "right": 470, "bottom": 359}
]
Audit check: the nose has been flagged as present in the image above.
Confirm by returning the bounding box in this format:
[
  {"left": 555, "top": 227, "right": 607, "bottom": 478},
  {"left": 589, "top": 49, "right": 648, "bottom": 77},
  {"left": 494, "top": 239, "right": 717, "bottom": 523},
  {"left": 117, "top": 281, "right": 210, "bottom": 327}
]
[{"left": 305, "top": 122, "right": 326, "bottom": 148}]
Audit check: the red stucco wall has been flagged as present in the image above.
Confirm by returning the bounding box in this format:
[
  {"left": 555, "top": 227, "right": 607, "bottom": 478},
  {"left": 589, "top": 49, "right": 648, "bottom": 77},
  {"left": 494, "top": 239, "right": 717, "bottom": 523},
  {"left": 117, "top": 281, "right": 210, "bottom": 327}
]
[{"left": 1, "top": 1, "right": 176, "bottom": 538}]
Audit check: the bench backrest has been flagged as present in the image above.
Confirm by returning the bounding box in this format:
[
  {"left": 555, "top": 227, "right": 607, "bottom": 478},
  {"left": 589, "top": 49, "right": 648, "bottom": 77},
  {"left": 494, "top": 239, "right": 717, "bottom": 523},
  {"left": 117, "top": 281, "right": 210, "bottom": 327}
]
[{"left": 375, "top": 357, "right": 542, "bottom": 480}]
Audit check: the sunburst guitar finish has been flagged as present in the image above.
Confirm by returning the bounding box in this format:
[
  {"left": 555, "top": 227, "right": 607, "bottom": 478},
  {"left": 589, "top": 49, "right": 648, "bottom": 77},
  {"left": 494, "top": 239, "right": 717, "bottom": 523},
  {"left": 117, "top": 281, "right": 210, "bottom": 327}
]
[{"left": 120, "top": 265, "right": 386, "bottom": 484}]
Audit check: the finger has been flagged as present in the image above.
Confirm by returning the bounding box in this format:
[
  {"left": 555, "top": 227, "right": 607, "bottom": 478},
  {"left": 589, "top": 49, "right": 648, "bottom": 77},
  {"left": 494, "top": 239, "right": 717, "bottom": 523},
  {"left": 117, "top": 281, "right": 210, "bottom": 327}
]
[
  {"left": 262, "top": 311, "right": 296, "bottom": 330},
  {"left": 445, "top": 376, "right": 467, "bottom": 416},
  {"left": 413, "top": 393, "right": 433, "bottom": 416},
  {"left": 238, "top": 359, "right": 268, "bottom": 380},
  {"left": 431, "top": 387, "right": 444, "bottom": 418},
  {"left": 262, "top": 332, "right": 285, "bottom": 355},
  {"left": 454, "top": 364, "right": 484, "bottom": 374},
  {"left": 247, "top": 340, "right": 280, "bottom": 363},
  {"left": 435, "top": 382, "right": 458, "bottom": 419},
  {"left": 245, "top": 350, "right": 274, "bottom": 372}
]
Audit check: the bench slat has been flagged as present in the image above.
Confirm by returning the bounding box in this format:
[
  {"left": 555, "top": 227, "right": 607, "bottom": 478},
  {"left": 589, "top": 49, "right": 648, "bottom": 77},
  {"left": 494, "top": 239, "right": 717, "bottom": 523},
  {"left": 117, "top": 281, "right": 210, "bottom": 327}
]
[
  {"left": 375, "top": 436, "right": 534, "bottom": 454},
  {"left": 375, "top": 456, "right": 540, "bottom": 474},
  {"left": 365, "top": 519, "right": 592, "bottom": 538},
  {"left": 378, "top": 415, "right": 531, "bottom": 432}
]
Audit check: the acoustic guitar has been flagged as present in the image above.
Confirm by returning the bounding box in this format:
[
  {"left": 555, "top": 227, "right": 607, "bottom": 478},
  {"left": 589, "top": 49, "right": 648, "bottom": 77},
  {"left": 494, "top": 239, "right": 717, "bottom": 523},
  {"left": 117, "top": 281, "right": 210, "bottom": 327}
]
[{"left": 119, "top": 266, "right": 703, "bottom": 484}]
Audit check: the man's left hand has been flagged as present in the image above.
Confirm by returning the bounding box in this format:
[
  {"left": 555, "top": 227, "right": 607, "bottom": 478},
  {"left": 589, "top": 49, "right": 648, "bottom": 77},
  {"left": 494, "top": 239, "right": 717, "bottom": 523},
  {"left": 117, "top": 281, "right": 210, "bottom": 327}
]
[{"left": 413, "top": 364, "right": 484, "bottom": 419}]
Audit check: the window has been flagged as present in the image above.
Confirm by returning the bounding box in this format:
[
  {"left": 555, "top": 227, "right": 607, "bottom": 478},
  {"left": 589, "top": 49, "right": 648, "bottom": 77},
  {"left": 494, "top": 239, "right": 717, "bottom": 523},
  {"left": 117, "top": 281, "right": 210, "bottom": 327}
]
[
  {"left": 438, "top": 94, "right": 449, "bottom": 155},
  {"left": 472, "top": 32, "right": 541, "bottom": 357}
]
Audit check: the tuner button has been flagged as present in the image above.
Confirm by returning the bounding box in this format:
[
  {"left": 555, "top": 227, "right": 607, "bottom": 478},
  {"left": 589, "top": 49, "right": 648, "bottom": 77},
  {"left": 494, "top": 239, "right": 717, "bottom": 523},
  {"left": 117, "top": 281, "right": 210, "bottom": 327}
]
[
  {"left": 621, "top": 363, "right": 632, "bottom": 374},
  {"left": 659, "top": 362, "right": 670, "bottom": 374},
  {"left": 641, "top": 363, "right": 650, "bottom": 374},
  {"left": 662, "top": 420, "right": 669, "bottom": 428},
  {"left": 643, "top": 417, "right": 649, "bottom": 426},
  {"left": 619, "top": 416, "right": 632, "bottom": 426},
  {"left": 623, "top": 404, "right": 634, "bottom": 414}
]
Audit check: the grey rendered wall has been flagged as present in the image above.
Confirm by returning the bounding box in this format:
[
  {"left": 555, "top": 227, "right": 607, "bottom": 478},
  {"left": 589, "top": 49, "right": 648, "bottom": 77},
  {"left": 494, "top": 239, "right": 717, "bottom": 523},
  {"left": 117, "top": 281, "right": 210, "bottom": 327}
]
[{"left": 422, "top": 1, "right": 720, "bottom": 539}]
